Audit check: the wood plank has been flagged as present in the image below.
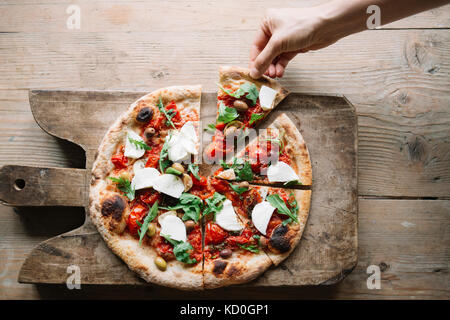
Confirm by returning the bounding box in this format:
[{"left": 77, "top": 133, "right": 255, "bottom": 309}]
[
  {"left": 1, "top": 199, "right": 447, "bottom": 299},
  {"left": 0, "top": 1, "right": 448, "bottom": 32}
]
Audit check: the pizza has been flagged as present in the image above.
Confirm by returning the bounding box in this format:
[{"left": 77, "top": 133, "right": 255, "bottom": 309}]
[{"left": 89, "top": 67, "right": 312, "bottom": 290}]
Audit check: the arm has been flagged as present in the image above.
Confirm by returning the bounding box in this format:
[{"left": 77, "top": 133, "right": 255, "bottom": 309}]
[{"left": 249, "top": 0, "right": 450, "bottom": 78}]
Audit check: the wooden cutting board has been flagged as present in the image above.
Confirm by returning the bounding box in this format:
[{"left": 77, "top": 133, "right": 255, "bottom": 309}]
[{"left": 0, "top": 90, "right": 358, "bottom": 287}]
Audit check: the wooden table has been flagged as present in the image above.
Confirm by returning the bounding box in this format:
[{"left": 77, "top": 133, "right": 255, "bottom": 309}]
[{"left": 0, "top": 0, "right": 449, "bottom": 299}]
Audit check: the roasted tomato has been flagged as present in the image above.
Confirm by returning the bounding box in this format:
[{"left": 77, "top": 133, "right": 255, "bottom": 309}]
[
  {"left": 111, "top": 146, "right": 128, "bottom": 169},
  {"left": 188, "top": 226, "right": 203, "bottom": 261},
  {"left": 145, "top": 144, "right": 162, "bottom": 168},
  {"left": 205, "top": 222, "right": 229, "bottom": 245},
  {"left": 210, "top": 177, "right": 229, "bottom": 194},
  {"left": 139, "top": 189, "right": 162, "bottom": 206},
  {"left": 127, "top": 202, "right": 148, "bottom": 235},
  {"left": 226, "top": 228, "right": 253, "bottom": 247}
]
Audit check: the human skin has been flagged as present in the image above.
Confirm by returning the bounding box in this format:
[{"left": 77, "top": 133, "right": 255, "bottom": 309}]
[{"left": 249, "top": 0, "right": 450, "bottom": 78}]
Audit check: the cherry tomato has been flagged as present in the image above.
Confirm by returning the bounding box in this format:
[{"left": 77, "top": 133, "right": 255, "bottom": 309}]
[
  {"left": 210, "top": 178, "right": 229, "bottom": 194},
  {"left": 205, "top": 222, "right": 228, "bottom": 245},
  {"left": 111, "top": 147, "right": 128, "bottom": 169},
  {"left": 139, "top": 190, "right": 162, "bottom": 206},
  {"left": 127, "top": 203, "right": 148, "bottom": 235}
]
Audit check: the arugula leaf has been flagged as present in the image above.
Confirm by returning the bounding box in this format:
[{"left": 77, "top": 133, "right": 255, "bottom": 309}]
[
  {"left": 137, "top": 201, "right": 158, "bottom": 245},
  {"left": 237, "top": 243, "right": 260, "bottom": 253},
  {"left": 128, "top": 136, "right": 151, "bottom": 151},
  {"left": 161, "top": 235, "right": 197, "bottom": 264},
  {"left": 252, "top": 234, "right": 261, "bottom": 245},
  {"left": 163, "top": 193, "right": 203, "bottom": 223},
  {"left": 229, "top": 183, "right": 248, "bottom": 195},
  {"left": 265, "top": 137, "right": 285, "bottom": 154},
  {"left": 159, "top": 133, "right": 172, "bottom": 173},
  {"left": 217, "top": 101, "right": 238, "bottom": 124},
  {"left": 235, "top": 161, "right": 253, "bottom": 181},
  {"left": 188, "top": 163, "right": 200, "bottom": 180},
  {"left": 218, "top": 82, "right": 259, "bottom": 105},
  {"left": 283, "top": 180, "right": 303, "bottom": 186},
  {"left": 203, "top": 192, "right": 226, "bottom": 221},
  {"left": 166, "top": 167, "right": 182, "bottom": 176},
  {"left": 157, "top": 96, "right": 176, "bottom": 129},
  {"left": 249, "top": 113, "right": 264, "bottom": 126},
  {"left": 282, "top": 218, "right": 293, "bottom": 226},
  {"left": 235, "top": 82, "right": 259, "bottom": 105},
  {"left": 220, "top": 157, "right": 253, "bottom": 181},
  {"left": 204, "top": 123, "right": 216, "bottom": 133},
  {"left": 266, "top": 194, "right": 298, "bottom": 223},
  {"left": 108, "top": 177, "right": 135, "bottom": 200}
]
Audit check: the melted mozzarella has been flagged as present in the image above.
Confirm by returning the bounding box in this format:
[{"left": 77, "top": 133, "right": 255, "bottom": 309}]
[
  {"left": 259, "top": 85, "right": 277, "bottom": 111},
  {"left": 216, "top": 168, "right": 236, "bottom": 180},
  {"left": 267, "top": 161, "right": 300, "bottom": 182},
  {"left": 124, "top": 130, "right": 146, "bottom": 159},
  {"left": 157, "top": 210, "right": 177, "bottom": 226},
  {"left": 215, "top": 200, "right": 244, "bottom": 232},
  {"left": 132, "top": 167, "right": 161, "bottom": 190},
  {"left": 251, "top": 201, "right": 276, "bottom": 235},
  {"left": 167, "top": 122, "right": 199, "bottom": 162},
  {"left": 152, "top": 174, "right": 185, "bottom": 198},
  {"left": 160, "top": 215, "right": 187, "bottom": 242}
]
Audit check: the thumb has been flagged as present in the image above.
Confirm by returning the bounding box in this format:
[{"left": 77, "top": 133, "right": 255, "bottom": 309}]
[{"left": 250, "top": 37, "right": 282, "bottom": 79}]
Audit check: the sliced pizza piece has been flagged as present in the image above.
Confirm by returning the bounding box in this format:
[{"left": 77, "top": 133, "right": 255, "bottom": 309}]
[
  {"left": 201, "top": 190, "right": 272, "bottom": 289},
  {"left": 214, "top": 113, "right": 312, "bottom": 187},
  {"left": 204, "top": 66, "right": 289, "bottom": 161},
  {"left": 90, "top": 86, "right": 204, "bottom": 290},
  {"left": 226, "top": 184, "right": 311, "bottom": 266}
]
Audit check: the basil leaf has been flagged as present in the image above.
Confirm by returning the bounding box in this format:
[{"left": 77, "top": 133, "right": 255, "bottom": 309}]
[
  {"left": 235, "top": 161, "right": 253, "bottom": 181},
  {"left": 128, "top": 137, "right": 151, "bottom": 151},
  {"left": 283, "top": 180, "right": 303, "bottom": 186},
  {"left": 161, "top": 235, "right": 197, "bottom": 264},
  {"left": 229, "top": 183, "right": 248, "bottom": 195},
  {"left": 237, "top": 243, "right": 259, "bottom": 253},
  {"left": 157, "top": 96, "right": 176, "bottom": 129},
  {"left": 138, "top": 201, "right": 158, "bottom": 245},
  {"left": 235, "top": 82, "right": 259, "bottom": 105},
  {"left": 203, "top": 192, "right": 226, "bottom": 221},
  {"left": 266, "top": 194, "right": 298, "bottom": 223},
  {"left": 188, "top": 164, "right": 200, "bottom": 180},
  {"left": 218, "top": 82, "right": 259, "bottom": 106},
  {"left": 249, "top": 113, "right": 264, "bottom": 126},
  {"left": 217, "top": 102, "right": 238, "bottom": 124},
  {"left": 159, "top": 133, "right": 172, "bottom": 173},
  {"left": 164, "top": 193, "right": 203, "bottom": 223},
  {"left": 108, "top": 177, "right": 135, "bottom": 201},
  {"left": 166, "top": 167, "right": 182, "bottom": 176},
  {"left": 204, "top": 123, "right": 216, "bottom": 133}
]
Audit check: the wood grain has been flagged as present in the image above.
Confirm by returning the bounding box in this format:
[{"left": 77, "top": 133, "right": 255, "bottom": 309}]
[
  {"left": 0, "top": 1, "right": 448, "bottom": 33},
  {"left": 1, "top": 199, "right": 447, "bottom": 299}
]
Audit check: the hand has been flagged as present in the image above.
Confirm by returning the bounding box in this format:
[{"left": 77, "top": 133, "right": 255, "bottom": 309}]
[{"left": 249, "top": 7, "right": 338, "bottom": 79}]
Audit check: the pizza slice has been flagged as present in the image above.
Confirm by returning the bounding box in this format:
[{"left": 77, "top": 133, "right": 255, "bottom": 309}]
[
  {"left": 201, "top": 190, "right": 272, "bottom": 289},
  {"left": 214, "top": 113, "right": 312, "bottom": 187},
  {"left": 208, "top": 176, "right": 310, "bottom": 265},
  {"left": 204, "top": 66, "right": 289, "bottom": 162}
]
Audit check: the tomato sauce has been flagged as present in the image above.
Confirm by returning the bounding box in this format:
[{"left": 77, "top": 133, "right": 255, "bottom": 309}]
[{"left": 188, "top": 226, "right": 203, "bottom": 262}]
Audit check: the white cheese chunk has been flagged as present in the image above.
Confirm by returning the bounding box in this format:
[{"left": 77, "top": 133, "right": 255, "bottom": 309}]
[
  {"left": 124, "top": 130, "right": 146, "bottom": 159},
  {"left": 215, "top": 199, "right": 244, "bottom": 232},
  {"left": 267, "top": 161, "right": 300, "bottom": 182},
  {"left": 167, "top": 122, "right": 199, "bottom": 162},
  {"left": 152, "top": 174, "right": 185, "bottom": 198},
  {"left": 160, "top": 215, "right": 187, "bottom": 242},
  {"left": 216, "top": 168, "right": 236, "bottom": 180},
  {"left": 259, "top": 85, "right": 278, "bottom": 111},
  {"left": 251, "top": 201, "right": 276, "bottom": 235},
  {"left": 168, "top": 133, "right": 189, "bottom": 162},
  {"left": 258, "top": 187, "right": 269, "bottom": 201},
  {"left": 133, "top": 159, "right": 146, "bottom": 173},
  {"left": 157, "top": 210, "right": 177, "bottom": 226},
  {"left": 132, "top": 167, "right": 161, "bottom": 190}
]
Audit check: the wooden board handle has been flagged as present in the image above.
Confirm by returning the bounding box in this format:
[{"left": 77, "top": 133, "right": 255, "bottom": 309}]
[{"left": 0, "top": 165, "right": 86, "bottom": 207}]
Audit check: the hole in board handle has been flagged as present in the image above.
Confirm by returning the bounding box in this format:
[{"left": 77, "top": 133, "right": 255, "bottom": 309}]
[{"left": 14, "top": 179, "right": 26, "bottom": 191}]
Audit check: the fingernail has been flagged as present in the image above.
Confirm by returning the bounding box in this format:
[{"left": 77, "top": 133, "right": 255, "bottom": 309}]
[{"left": 250, "top": 68, "right": 261, "bottom": 79}]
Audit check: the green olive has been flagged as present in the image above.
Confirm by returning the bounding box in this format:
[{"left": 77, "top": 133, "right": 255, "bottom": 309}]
[
  {"left": 171, "top": 162, "right": 185, "bottom": 173},
  {"left": 146, "top": 223, "right": 156, "bottom": 237},
  {"left": 155, "top": 257, "right": 167, "bottom": 271}
]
